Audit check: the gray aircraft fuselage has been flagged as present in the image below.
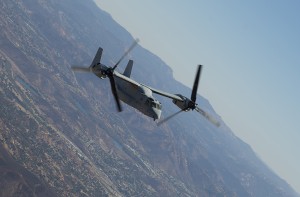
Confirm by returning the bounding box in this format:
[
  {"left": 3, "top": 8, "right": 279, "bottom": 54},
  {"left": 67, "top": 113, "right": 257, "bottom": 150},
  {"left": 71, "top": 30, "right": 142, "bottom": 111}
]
[{"left": 114, "top": 73, "right": 162, "bottom": 120}]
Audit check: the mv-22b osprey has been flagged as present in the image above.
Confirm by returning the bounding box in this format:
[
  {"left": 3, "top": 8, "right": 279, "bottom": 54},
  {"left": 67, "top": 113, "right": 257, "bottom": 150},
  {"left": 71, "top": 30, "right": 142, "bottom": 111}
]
[{"left": 72, "top": 40, "right": 220, "bottom": 126}]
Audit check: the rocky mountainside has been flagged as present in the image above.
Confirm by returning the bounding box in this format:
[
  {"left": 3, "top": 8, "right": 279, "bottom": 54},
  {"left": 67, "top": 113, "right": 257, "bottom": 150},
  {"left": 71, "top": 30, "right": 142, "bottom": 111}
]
[{"left": 0, "top": 0, "right": 299, "bottom": 196}]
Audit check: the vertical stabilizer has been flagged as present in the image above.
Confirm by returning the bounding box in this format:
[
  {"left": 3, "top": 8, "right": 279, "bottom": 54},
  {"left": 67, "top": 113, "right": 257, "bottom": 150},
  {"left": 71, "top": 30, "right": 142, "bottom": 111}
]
[
  {"left": 90, "top": 47, "right": 103, "bottom": 67},
  {"left": 123, "top": 60, "right": 133, "bottom": 78}
]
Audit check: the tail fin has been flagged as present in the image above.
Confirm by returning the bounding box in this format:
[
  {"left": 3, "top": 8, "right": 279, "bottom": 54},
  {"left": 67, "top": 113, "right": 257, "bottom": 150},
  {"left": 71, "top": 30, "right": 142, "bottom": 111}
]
[
  {"left": 123, "top": 60, "right": 133, "bottom": 78},
  {"left": 90, "top": 47, "right": 103, "bottom": 67}
]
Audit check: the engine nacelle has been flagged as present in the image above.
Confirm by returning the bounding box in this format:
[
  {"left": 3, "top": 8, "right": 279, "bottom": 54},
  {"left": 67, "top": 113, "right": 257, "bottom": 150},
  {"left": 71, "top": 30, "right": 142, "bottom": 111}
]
[
  {"left": 172, "top": 94, "right": 196, "bottom": 111},
  {"left": 92, "top": 63, "right": 108, "bottom": 79}
]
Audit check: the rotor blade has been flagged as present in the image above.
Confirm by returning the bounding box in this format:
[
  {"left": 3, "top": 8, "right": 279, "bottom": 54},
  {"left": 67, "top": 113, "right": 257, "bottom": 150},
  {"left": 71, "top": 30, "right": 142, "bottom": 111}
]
[
  {"left": 191, "top": 65, "right": 202, "bottom": 102},
  {"left": 71, "top": 66, "right": 91, "bottom": 72},
  {"left": 112, "top": 38, "right": 139, "bottom": 70},
  {"left": 108, "top": 75, "right": 122, "bottom": 112},
  {"left": 157, "top": 110, "right": 184, "bottom": 126},
  {"left": 195, "top": 107, "right": 220, "bottom": 127}
]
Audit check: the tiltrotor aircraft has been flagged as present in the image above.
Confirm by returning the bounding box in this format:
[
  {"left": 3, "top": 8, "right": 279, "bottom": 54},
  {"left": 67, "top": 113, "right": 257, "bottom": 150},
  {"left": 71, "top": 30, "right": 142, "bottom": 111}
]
[{"left": 72, "top": 40, "right": 220, "bottom": 127}]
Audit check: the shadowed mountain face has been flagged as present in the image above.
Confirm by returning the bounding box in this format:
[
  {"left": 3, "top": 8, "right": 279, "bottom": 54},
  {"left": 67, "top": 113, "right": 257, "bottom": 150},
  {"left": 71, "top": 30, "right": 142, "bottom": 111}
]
[{"left": 0, "top": 0, "right": 299, "bottom": 196}]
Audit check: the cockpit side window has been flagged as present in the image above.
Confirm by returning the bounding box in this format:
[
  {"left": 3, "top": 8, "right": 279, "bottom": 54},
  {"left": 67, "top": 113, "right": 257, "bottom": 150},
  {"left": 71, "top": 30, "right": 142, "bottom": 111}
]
[
  {"left": 152, "top": 101, "right": 162, "bottom": 109},
  {"left": 151, "top": 102, "right": 156, "bottom": 108},
  {"left": 146, "top": 98, "right": 153, "bottom": 105},
  {"left": 157, "top": 103, "right": 162, "bottom": 109}
]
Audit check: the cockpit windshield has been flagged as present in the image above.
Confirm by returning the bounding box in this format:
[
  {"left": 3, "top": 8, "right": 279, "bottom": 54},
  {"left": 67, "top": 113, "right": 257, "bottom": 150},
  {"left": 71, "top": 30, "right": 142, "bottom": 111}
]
[
  {"left": 145, "top": 98, "right": 162, "bottom": 109},
  {"left": 151, "top": 101, "right": 162, "bottom": 109}
]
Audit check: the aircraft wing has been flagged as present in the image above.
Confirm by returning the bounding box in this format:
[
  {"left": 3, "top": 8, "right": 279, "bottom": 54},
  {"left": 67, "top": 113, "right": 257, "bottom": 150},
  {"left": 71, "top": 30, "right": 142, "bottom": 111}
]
[
  {"left": 114, "top": 71, "right": 183, "bottom": 101},
  {"left": 141, "top": 84, "right": 184, "bottom": 101},
  {"left": 114, "top": 71, "right": 141, "bottom": 86}
]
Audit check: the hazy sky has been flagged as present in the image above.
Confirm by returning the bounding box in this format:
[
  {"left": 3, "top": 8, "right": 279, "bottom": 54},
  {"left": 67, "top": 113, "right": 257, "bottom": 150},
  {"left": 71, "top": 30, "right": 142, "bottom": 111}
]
[{"left": 94, "top": 0, "right": 300, "bottom": 193}]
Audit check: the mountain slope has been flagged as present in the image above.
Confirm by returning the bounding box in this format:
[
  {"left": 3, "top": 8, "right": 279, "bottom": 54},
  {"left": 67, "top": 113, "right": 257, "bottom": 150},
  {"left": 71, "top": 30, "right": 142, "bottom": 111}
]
[{"left": 0, "top": 0, "right": 298, "bottom": 196}]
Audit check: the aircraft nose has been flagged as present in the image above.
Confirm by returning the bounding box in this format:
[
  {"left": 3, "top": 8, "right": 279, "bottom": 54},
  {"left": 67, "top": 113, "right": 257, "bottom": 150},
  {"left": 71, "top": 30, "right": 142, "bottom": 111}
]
[{"left": 152, "top": 108, "right": 161, "bottom": 120}]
